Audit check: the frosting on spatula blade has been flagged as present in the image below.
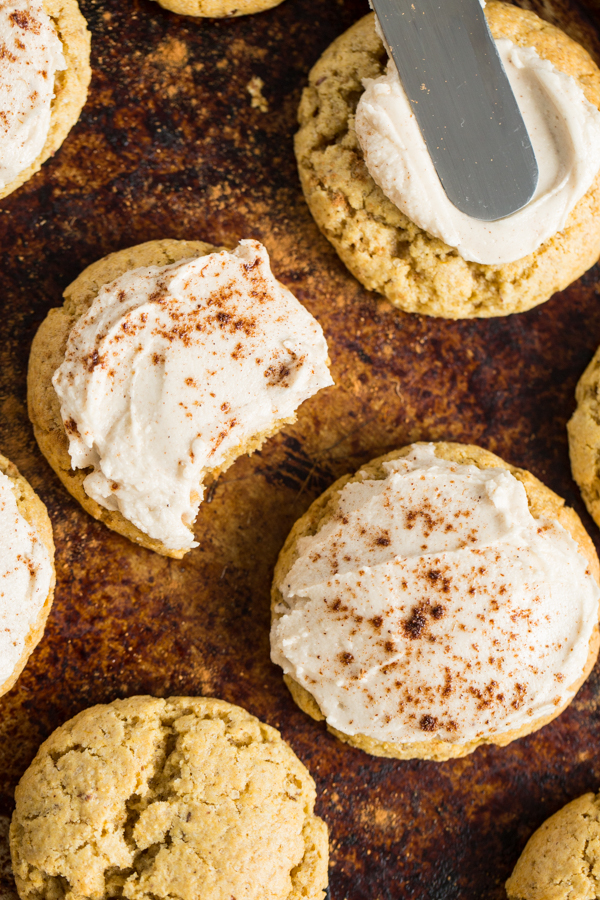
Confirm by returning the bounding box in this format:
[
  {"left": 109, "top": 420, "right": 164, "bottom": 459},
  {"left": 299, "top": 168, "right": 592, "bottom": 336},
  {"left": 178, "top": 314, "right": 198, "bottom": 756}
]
[{"left": 370, "top": 0, "right": 538, "bottom": 221}]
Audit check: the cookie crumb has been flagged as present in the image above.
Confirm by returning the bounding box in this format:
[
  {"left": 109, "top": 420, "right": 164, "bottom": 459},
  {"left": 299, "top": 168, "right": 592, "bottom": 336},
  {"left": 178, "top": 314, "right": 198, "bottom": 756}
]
[{"left": 247, "top": 76, "right": 268, "bottom": 112}]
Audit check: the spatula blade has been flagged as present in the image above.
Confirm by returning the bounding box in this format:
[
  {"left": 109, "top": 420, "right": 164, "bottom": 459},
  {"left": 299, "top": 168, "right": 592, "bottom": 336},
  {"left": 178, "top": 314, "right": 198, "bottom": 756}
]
[{"left": 371, "top": 0, "right": 539, "bottom": 221}]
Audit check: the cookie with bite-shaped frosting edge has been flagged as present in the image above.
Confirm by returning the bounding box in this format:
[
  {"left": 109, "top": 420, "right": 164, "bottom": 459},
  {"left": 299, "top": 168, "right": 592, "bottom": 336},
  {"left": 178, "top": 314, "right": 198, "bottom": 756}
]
[
  {"left": 0, "top": 0, "right": 91, "bottom": 201},
  {"left": 295, "top": 2, "right": 600, "bottom": 318},
  {"left": 271, "top": 442, "right": 600, "bottom": 761},
  {"left": 0, "top": 453, "right": 55, "bottom": 697},
  {"left": 9, "top": 695, "right": 329, "bottom": 900},
  {"left": 506, "top": 791, "right": 600, "bottom": 900},
  {"left": 28, "top": 239, "right": 332, "bottom": 559},
  {"left": 151, "top": 0, "right": 284, "bottom": 17}
]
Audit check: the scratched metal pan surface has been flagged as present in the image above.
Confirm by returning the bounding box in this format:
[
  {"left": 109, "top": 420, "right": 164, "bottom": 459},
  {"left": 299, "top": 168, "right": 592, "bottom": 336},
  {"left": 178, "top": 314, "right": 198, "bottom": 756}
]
[{"left": 1, "top": 0, "right": 600, "bottom": 897}]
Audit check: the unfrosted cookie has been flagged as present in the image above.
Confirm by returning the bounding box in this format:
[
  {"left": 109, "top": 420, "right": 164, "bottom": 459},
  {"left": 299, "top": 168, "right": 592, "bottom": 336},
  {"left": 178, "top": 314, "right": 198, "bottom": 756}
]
[
  {"left": 567, "top": 348, "right": 600, "bottom": 531},
  {"left": 9, "top": 695, "right": 329, "bottom": 900},
  {"left": 506, "top": 791, "right": 600, "bottom": 900},
  {"left": 0, "top": 0, "right": 91, "bottom": 200},
  {"left": 28, "top": 239, "right": 332, "bottom": 558},
  {"left": 295, "top": 2, "right": 600, "bottom": 318},
  {"left": 0, "top": 453, "right": 55, "bottom": 697},
  {"left": 271, "top": 442, "right": 600, "bottom": 760},
  {"left": 151, "top": 0, "right": 284, "bottom": 17}
]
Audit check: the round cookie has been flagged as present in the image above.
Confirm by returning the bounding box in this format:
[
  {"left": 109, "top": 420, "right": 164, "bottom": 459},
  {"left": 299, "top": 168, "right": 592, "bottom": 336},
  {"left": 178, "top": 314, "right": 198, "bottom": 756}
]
[
  {"left": 9, "top": 695, "right": 329, "bottom": 900},
  {"left": 151, "top": 0, "right": 284, "bottom": 17},
  {"left": 1, "top": 0, "right": 91, "bottom": 201},
  {"left": 505, "top": 791, "right": 600, "bottom": 900},
  {"left": 0, "top": 453, "right": 55, "bottom": 697},
  {"left": 295, "top": 2, "right": 600, "bottom": 318},
  {"left": 271, "top": 442, "right": 600, "bottom": 760},
  {"left": 568, "top": 348, "right": 600, "bottom": 530},
  {"left": 29, "top": 239, "right": 310, "bottom": 559}
]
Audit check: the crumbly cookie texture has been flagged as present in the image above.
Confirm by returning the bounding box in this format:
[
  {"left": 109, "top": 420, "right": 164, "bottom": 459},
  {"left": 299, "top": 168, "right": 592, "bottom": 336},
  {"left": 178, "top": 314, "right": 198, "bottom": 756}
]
[
  {"left": 272, "top": 442, "right": 600, "bottom": 760},
  {"left": 506, "top": 792, "right": 600, "bottom": 900},
  {"left": 0, "top": 0, "right": 91, "bottom": 200},
  {"left": 10, "top": 696, "right": 329, "bottom": 900},
  {"left": 0, "top": 453, "right": 55, "bottom": 698},
  {"left": 295, "top": 2, "right": 600, "bottom": 318},
  {"left": 568, "top": 348, "right": 600, "bottom": 531},
  {"left": 151, "top": 0, "right": 284, "bottom": 17},
  {"left": 28, "top": 239, "right": 303, "bottom": 559}
]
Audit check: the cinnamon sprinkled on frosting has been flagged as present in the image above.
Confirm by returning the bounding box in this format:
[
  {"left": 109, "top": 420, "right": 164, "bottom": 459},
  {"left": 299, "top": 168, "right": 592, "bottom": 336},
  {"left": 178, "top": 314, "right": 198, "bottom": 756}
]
[
  {"left": 0, "top": 0, "right": 65, "bottom": 190},
  {"left": 271, "top": 446, "right": 600, "bottom": 744},
  {"left": 0, "top": 470, "right": 52, "bottom": 681},
  {"left": 53, "top": 240, "right": 333, "bottom": 550}
]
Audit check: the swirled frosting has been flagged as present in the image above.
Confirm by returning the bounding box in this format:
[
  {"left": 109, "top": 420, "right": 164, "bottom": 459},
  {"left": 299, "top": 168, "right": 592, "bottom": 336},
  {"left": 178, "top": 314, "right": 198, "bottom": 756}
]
[
  {"left": 271, "top": 445, "right": 599, "bottom": 745},
  {"left": 355, "top": 34, "right": 600, "bottom": 265},
  {"left": 53, "top": 240, "right": 333, "bottom": 550},
  {"left": 0, "top": 470, "right": 52, "bottom": 682},
  {"left": 0, "top": 0, "right": 66, "bottom": 190}
]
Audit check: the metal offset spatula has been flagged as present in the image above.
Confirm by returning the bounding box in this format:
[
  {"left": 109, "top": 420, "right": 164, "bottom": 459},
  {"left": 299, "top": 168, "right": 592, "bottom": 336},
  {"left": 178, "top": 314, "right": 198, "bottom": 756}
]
[{"left": 370, "top": 0, "right": 539, "bottom": 221}]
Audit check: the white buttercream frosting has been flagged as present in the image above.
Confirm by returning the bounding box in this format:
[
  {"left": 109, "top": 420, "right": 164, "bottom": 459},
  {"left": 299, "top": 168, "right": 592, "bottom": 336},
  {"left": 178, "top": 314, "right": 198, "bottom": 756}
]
[
  {"left": 53, "top": 240, "right": 334, "bottom": 551},
  {"left": 355, "top": 34, "right": 600, "bottom": 265},
  {"left": 0, "top": 470, "right": 52, "bottom": 683},
  {"left": 271, "top": 445, "right": 600, "bottom": 745},
  {"left": 0, "top": 0, "right": 66, "bottom": 191}
]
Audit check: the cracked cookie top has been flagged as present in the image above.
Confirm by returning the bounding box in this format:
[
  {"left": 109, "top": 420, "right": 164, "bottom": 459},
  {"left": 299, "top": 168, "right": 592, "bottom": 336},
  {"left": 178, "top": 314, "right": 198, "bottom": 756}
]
[
  {"left": 506, "top": 791, "right": 600, "bottom": 899},
  {"left": 9, "top": 695, "right": 329, "bottom": 900},
  {"left": 150, "top": 0, "right": 285, "bottom": 18}
]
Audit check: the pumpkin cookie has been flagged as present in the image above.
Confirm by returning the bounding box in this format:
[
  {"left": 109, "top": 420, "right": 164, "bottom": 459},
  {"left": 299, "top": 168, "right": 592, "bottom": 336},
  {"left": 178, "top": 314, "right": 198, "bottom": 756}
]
[
  {"left": 28, "top": 238, "right": 333, "bottom": 558},
  {"left": 295, "top": 3, "right": 600, "bottom": 318},
  {"left": 151, "top": 0, "right": 284, "bottom": 18},
  {"left": 9, "top": 695, "right": 329, "bottom": 900},
  {"left": 0, "top": 0, "right": 91, "bottom": 200},
  {"left": 567, "top": 348, "right": 600, "bottom": 531},
  {"left": 0, "top": 453, "right": 55, "bottom": 697},
  {"left": 506, "top": 791, "right": 600, "bottom": 900},
  {"left": 271, "top": 442, "right": 600, "bottom": 760}
]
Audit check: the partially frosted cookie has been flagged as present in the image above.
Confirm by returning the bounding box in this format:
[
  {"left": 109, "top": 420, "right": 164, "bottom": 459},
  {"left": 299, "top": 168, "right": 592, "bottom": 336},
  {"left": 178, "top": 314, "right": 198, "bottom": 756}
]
[
  {"left": 295, "top": 2, "right": 600, "bottom": 317},
  {"left": 28, "top": 239, "right": 333, "bottom": 558},
  {"left": 0, "top": 453, "right": 55, "bottom": 696},
  {"left": 9, "top": 695, "right": 329, "bottom": 900},
  {"left": 0, "top": 0, "right": 91, "bottom": 200},
  {"left": 271, "top": 442, "right": 600, "bottom": 760},
  {"left": 151, "top": 0, "right": 284, "bottom": 16},
  {"left": 506, "top": 791, "right": 600, "bottom": 900}
]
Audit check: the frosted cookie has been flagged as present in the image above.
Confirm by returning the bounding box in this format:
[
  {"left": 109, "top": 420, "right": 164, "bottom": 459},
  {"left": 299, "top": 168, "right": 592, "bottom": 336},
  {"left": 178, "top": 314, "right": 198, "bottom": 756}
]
[
  {"left": 271, "top": 442, "right": 600, "bottom": 760},
  {"left": 295, "top": 2, "right": 600, "bottom": 318},
  {"left": 28, "top": 238, "right": 333, "bottom": 558},
  {"left": 567, "top": 349, "right": 600, "bottom": 531},
  {"left": 506, "top": 791, "right": 600, "bottom": 900},
  {"left": 9, "top": 695, "right": 329, "bottom": 900},
  {"left": 0, "top": 453, "right": 54, "bottom": 696},
  {"left": 151, "top": 0, "right": 284, "bottom": 17},
  {"left": 0, "top": 0, "right": 91, "bottom": 200}
]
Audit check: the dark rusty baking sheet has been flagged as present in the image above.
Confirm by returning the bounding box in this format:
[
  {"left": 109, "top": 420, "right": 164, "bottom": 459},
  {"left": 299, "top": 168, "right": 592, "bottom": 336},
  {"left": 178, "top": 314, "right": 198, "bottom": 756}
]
[{"left": 2, "top": 0, "right": 600, "bottom": 897}]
